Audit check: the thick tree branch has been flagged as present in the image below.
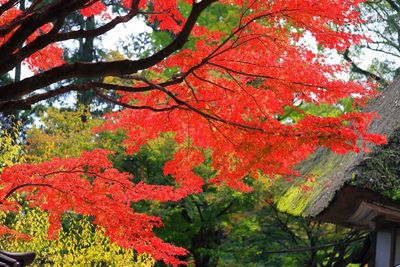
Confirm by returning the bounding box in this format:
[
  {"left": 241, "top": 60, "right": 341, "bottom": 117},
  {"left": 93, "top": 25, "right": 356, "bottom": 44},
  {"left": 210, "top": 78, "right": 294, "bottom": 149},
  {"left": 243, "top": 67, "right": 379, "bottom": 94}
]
[
  {"left": 0, "top": 0, "right": 217, "bottom": 102},
  {"left": 0, "top": 17, "right": 66, "bottom": 74},
  {"left": 0, "top": 0, "right": 90, "bottom": 59},
  {"left": 0, "top": 0, "right": 19, "bottom": 17},
  {"left": 0, "top": 84, "right": 89, "bottom": 112},
  {"left": 0, "top": 0, "right": 48, "bottom": 35},
  {"left": 3, "top": 183, "right": 55, "bottom": 200},
  {"left": 343, "top": 49, "right": 388, "bottom": 86}
]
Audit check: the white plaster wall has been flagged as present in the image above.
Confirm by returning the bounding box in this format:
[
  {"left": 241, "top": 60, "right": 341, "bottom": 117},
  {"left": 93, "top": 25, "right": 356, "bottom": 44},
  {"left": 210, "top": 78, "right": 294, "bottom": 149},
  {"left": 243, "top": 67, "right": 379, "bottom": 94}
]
[{"left": 376, "top": 231, "right": 391, "bottom": 267}]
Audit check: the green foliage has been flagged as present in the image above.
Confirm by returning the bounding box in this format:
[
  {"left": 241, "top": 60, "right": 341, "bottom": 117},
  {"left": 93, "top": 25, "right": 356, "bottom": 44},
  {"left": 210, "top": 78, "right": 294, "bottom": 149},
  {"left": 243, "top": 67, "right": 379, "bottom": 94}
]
[
  {"left": 122, "top": 134, "right": 259, "bottom": 266},
  {"left": 278, "top": 98, "right": 356, "bottom": 124},
  {"left": 194, "top": 2, "right": 241, "bottom": 34},
  {"left": 0, "top": 73, "right": 13, "bottom": 86},
  {"left": 26, "top": 106, "right": 125, "bottom": 164},
  {"left": 1, "top": 108, "right": 154, "bottom": 266},
  {"left": 3, "top": 106, "right": 368, "bottom": 266},
  {"left": 124, "top": 133, "right": 365, "bottom": 267},
  {"left": 0, "top": 209, "right": 155, "bottom": 267},
  {"left": 351, "top": 128, "right": 400, "bottom": 200},
  {"left": 219, "top": 205, "right": 365, "bottom": 267},
  {"left": 0, "top": 121, "right": 24, "bottom": 170}
]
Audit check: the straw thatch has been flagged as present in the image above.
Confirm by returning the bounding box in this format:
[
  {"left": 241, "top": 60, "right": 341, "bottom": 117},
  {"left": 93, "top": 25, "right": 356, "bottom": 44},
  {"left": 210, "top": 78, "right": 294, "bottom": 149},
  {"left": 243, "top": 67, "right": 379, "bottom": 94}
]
[{"left": 277, "top": 77, "right": 400, "bottom": 217}]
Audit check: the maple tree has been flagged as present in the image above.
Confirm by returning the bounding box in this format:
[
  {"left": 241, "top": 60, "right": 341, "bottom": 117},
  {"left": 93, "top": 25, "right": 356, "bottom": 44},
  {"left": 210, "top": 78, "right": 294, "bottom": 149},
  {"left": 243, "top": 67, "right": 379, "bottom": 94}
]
[
  {"left": 10, "top": 107, "right": 366, "bottom": 266},
  {"left": 0, "top": 0, "right": 388, "bottom": 265}
]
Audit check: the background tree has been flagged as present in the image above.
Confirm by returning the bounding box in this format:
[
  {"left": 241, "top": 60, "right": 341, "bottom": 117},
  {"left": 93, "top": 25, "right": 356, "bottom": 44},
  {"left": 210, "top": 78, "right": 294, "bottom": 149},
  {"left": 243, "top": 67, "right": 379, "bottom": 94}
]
[{"left": 344, "top": 0, "right": 400, "bottom": 84}]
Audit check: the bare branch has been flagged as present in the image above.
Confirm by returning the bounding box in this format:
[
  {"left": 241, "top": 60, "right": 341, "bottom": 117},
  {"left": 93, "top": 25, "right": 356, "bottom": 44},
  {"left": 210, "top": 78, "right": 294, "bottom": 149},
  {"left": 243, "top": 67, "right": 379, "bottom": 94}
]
[
  {"left": 343, "top": 49, "right": 388, "bottom": 86},
  {"left": 94, "top": 88, "right": 183, "bottom": 112}
]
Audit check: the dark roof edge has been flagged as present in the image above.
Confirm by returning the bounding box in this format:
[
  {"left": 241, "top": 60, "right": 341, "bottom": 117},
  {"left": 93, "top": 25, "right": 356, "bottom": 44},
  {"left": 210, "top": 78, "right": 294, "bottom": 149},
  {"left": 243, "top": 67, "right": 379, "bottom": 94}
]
[{"left": 316, "top": 185, "right": 400, "bottom": 229}]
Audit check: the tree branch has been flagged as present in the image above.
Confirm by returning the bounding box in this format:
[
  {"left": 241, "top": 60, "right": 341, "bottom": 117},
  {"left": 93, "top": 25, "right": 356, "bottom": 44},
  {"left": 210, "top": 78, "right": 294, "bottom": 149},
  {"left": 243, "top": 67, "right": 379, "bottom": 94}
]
[
  {"left": 0, "top": 0, "right": 217, "bottom": 101},
  {"left": 0, "top": 0, "right": 19, "bottom": 17},
  {"left": 93, "top": 88, "right": 183, "bottom": 112},
  {"left": 343, "top": 49, "right": 388, "bottom": 86},
  {"left": 0, "top": 16, "right": 66, "bottom": 74},
  {"left": 0, "top": 84, "right": 89, "bottom": 112},
  {"left": 385, "top": 0, "right": 400, "bottom": 12},
  {"left": 54, "top": 0, "right": 140, "bottom": 42},
  {"left": 3, "top": 183, "right": 55, "bottom": 200},
  {"left": 0, "top": 0, "right": 90, "bottom": 60}
]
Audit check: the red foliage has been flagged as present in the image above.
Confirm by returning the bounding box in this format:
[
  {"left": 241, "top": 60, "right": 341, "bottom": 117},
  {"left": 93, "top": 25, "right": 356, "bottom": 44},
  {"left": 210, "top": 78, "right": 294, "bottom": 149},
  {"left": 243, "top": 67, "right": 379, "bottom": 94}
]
[
  {"left": 0, "top": 0, "right": 385, "bottom": 265},
  {"left": 0, "top": 9, "right": 64, "bottom": 72},
  {"left": 0, "top": 150, "right": 187, "bottom": 265}
]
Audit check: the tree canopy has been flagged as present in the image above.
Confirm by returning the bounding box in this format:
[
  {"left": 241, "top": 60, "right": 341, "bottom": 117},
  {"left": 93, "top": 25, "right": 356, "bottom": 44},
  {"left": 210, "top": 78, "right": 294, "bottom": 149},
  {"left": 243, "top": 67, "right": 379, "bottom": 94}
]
[
  {"left": 0, "top": 0, "right": 387, "bottom": 265},
  {"left": 343, "top": 0, "right": 400, "bottom": 84}
]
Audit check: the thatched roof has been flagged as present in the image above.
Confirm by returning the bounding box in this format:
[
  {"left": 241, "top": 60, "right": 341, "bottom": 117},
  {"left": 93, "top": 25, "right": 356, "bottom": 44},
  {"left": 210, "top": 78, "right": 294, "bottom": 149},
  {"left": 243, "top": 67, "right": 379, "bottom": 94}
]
[{"left": 277, "top": 77, "right": 400, "bottom": 218}]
